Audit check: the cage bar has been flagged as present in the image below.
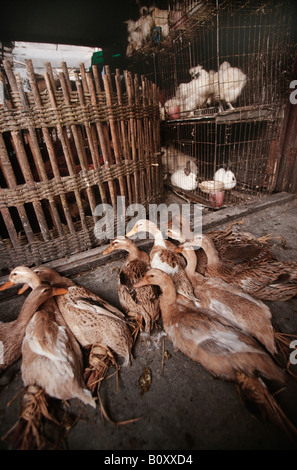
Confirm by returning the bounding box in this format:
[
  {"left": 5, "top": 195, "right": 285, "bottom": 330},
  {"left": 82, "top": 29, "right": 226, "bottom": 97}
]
[{"left": 129, "top": 0, "right": 295, "bottom": 208}]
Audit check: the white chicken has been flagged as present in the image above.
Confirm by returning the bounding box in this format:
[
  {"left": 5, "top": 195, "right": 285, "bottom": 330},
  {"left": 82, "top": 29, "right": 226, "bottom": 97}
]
[
  {"left": 214, "top": 167, "right": 237, "bottom": 190},
  {"left": 161, "top": 65, "right": 210, "bottom": 119},
  {"left": 161, "top": 145, "right": 198, "bottom": 177},
  {"left": 171, "top": 161, "right": 198, "bottom": 191},
  {"left": 189, "top": 65, "right": 203, "bottom": 79},
  {"left": 209, "top": 61, "right": 247, "bottom": 110},
  {"left": 125, "top": 6, "right": 169, "bottom": 56},
  {"left": 125, "top": 8, "right": 154, "bottom": 55},
  {"left": 176, "top": 66, "right": 210, "bottom": 116}
]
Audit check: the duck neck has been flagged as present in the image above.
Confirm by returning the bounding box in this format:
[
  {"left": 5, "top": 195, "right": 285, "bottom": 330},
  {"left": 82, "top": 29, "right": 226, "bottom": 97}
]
[
  {"left": 180, "top": 250, "right": 205, "bottom": 287},
  {"left": 149, "top": 224, "right": 166, "bottom": 248},
  {"left": 21, "top": 271, "right": 41, "bottom": 289},
  {"left": 29, "top": 278, "right": 41, "bottom": 289},
  {"left": 159, "top": 280, "right": 177, "bottom": 312},
  {"left": 169, "top": 229, "right": 186, "bottom": 243},
  {"left": 181, "top": 248, "right": 199, "bottom": 280},
  {"left": 179, "top": 217, "right": 192, "bottom": 241},
  {"left": 125, "top": 244, "right": 149, "bottom": 263},
  {"left": 201, "top": 235, "right": 221, "bottom": 266},
  {"left": 16, "top": 290, "right": 48, "bottom": 328}
]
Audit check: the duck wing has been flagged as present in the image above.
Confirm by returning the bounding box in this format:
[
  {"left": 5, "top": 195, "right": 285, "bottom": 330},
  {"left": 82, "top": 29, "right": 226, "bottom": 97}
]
[
  {"left": 22, "top": 310, "right": 95, "bottom": 407},
  {"left": 165, "top": 306, "right": 284, "bottom": 383},
  {"left": 72, "top": 298, "right": 128, "bottom": 324},
  {"left": 23, "top": 310, "right": 80, "bottom": 367},
  {"left": 119, "top": 260, "right": 160, "bottom": 331},
  {"left": 66, "top": 285, "right": 126, "bottom": 320}
]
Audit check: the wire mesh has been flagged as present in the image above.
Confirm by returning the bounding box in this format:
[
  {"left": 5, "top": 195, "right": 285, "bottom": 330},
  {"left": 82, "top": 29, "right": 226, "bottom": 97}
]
[{"left": 129, "top": 0, "right": 295, "bottom": 207}]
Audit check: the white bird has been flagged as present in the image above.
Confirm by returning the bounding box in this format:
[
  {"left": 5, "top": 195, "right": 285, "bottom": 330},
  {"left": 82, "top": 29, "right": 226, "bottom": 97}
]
[
  {"left": 189, "top": 65, "right": 204, "bottom": 79},
  {"left": 176, "top": 66, "right": 210, "bottom": 115},
  {"left": 210, "top": 61, "right": 247, "bottom": 110},
  {"left": 161, "top": 145, "right": 198, "bottom": 176},
  {"left": 125, "top": 10, "right": 154, "bottom": 55},
  {"left": 214, "top": 167, "right": 237, "bottom": 190},
  {"left": 171, "top": 166, "right": 198, "bottom": 191},
  {"left": 207, "top": 70, "right": 216, "bottom": 105}
]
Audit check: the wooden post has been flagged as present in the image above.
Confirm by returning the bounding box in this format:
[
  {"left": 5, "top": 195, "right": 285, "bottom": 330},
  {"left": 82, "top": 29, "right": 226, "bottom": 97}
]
[
  {"left": 25, "top": 59, "right": 77, "bottom": 237},
  {"left": 115, "top": 69, "right": 133, "bottom": 205},
  {"left": 88, "top": 66, "right": 117, "bottom": 207},
  {"left": 59, "top": 70, "right": 98, "bottom": 219},
  {"left": 103, "top": 71, "right": 126, "bottom": 199},
  {"left": 124, "top": 70, "right": 140, "bottom": 202}
]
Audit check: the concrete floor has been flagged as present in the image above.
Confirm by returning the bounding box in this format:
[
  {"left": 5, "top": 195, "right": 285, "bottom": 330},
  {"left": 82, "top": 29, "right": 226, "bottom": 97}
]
[{"left": 0, "top": 193, "right": 297, "bottom": 451}]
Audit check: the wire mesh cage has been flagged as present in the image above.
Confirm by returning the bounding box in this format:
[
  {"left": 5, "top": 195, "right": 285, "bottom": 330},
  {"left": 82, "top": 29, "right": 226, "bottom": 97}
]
[
  {"left": 161, "top": 112, "right": 284, "bottom": 206},
  {"left": 157, "top": 0, "right": 294, "bottom": 117},
  {"left": 128, "top": 0, "right": 295, "bottom": 207},
  {"left": 0, "top": 60, "right": 161, "bottom": 273}
]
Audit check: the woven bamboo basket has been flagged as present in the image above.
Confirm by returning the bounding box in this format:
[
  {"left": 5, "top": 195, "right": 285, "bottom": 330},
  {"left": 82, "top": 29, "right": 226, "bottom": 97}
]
[{"left": 0, "top": 60, "right": 162, "bottom": 272}]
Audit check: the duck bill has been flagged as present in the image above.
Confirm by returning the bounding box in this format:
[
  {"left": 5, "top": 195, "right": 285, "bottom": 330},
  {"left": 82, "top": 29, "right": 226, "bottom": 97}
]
[
  {"left": 126, "top": 227, "right": 137, "bottom": 238},
  {"left": 52, "top": 287, "right": 68, "bottom": 296},
  {"left": 134, "top": 279, "right": 148, "bottom": 288},
  {"left": 18, "top": 283, "right": 30, "bottom": 295},
  {"left": 174, "top": 246, "right": 182, "bottom": 254},
  {"left": 0, "top": 280, "right": 15, "bottom": 291},
  {"left": 102, "top": 245, "right": 114, "bottom": 255}
]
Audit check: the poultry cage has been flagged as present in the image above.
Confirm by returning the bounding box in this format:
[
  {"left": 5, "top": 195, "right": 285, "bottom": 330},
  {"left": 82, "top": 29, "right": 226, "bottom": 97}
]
[
  {"left": 128, "top": 0, "right": 295, "bottom": 208},
  {"left": 0, "top": 60, "right": 161, "bottom": 273}
]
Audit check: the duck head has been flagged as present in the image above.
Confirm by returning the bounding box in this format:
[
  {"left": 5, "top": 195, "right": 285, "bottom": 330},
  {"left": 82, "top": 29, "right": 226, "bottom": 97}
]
[
  {"left": 126, "top": 219, "right": 149, "bottom": 237},
  {"left": 0, "top": 266, "right": 41, "bottom": 293},
  {"left": 30, "top": 284, "right": 68, "bottom": 302},
  {"left": 126, "top": 219, "right": 159, "bottom": 238},
  {"left": 134, "top": 268, "right": 170, "bottom": 290},
  {"left": 102, "top": 236, "right": 133, "bottom": 255},
  {"left": 32, "top": 267, "right": 73, "bottom": 288}
]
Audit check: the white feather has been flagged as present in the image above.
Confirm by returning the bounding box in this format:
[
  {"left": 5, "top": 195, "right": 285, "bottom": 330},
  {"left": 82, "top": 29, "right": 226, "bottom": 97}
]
[
  {"left": 171, "top": 170, "right": 197, "bottom": 190},
  {"left": 211, "top": 61, "right": 247, "bottom": 109},
  {"left": 176, "top": 67, "right": 210, "bottom": 115},
  {"left": 151, "top": 252, "right": 179, "bottom": 275},
  {"left": 214, "top": 168, "right": 236, "bottom": 190}
]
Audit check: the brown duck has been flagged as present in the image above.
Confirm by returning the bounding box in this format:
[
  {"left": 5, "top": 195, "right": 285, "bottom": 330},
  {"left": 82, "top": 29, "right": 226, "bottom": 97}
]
[
  {"left": 134, "top": 268, "right": 297, "bottom": 440},
  {"left": 197, "top": 234, "right": 297, "bottom": 301},
  {"left": 31, "top": 267, "right": 133, "bottom": 367},
  {"left": 126, "top": 219, "right": 198, "bottom": 306},
  {"left": 174, "top": 243, "right": 277, "bottom": 355},
  {"left": 103, "top": 237, "right": 160, "bottom": 334},
  {"left": 167, "top": 215, "right": 278, "bottom": 275},
  {"left": 21, "top": 294, "right": 96, "bottom": 407},
  {"left": 0, "top": 267, "right": 68, "bottom": 373}
]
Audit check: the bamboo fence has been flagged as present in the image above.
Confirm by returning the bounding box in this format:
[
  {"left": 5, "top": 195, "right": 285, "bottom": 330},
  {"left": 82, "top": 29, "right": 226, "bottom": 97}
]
[{"left": 0, "top": 60, "right": 162, "bottom": 271}]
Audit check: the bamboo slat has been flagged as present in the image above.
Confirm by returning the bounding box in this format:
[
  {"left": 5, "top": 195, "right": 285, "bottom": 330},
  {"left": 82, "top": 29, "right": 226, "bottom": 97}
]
[{"left": 0, "top": 60, "right": 161, "bottom": 272}]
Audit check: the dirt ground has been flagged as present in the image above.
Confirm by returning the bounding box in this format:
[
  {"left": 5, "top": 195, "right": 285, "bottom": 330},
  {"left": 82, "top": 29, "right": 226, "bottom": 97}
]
[{"left": 0, "top": 193, "right": 297, "bottom": 451}]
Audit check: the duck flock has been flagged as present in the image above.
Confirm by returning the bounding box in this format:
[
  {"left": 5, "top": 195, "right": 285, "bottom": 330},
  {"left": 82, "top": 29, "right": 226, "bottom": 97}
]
[{"left": 0, "top": 216, "right": 297, "bottom": 449}]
